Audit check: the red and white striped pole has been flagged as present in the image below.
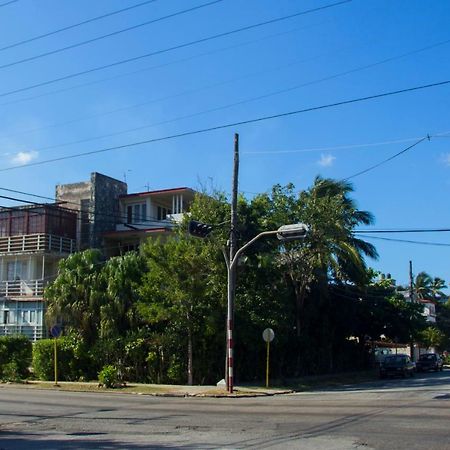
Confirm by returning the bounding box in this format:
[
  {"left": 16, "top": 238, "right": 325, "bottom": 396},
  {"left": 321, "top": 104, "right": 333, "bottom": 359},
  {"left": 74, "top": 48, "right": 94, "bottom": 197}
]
[
  {"left": 227, "top": 318, "right": 234, "bottom": 392},
  {"left": 226, "top": 133, "right": 239, "bottom": 394}
]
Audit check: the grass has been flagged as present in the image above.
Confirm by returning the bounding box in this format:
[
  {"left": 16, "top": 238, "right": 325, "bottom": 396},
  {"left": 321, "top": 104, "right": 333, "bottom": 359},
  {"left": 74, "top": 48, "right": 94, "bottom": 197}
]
[{"left": 2, "top": 369, "right": 380, "bottom": 397}]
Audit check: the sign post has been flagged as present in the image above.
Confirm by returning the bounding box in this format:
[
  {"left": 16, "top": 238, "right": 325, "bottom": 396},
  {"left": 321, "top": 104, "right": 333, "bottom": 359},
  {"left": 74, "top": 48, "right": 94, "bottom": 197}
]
[
  {"left": 50, "top": 325, "right": 62, "bottom": 386},
  {"left": 262, "top": 328, "right": 275, "bottom": 388}
]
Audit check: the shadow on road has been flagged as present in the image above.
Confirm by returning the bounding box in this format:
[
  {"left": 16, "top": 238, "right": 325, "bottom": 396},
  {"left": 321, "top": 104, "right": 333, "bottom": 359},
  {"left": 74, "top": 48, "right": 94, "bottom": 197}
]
[
  {"left": 320, "top": 369, "right": 450, "bottom": 393},
  {"left": 0, "top": 429, "right": 212, "bottom": 450}
]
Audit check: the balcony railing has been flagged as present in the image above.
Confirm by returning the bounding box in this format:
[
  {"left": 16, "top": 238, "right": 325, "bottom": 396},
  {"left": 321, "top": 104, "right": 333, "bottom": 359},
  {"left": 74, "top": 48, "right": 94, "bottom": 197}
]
[
  {"left": 0, "top": 279, "right": 45, "bottom": 297},
  {"left": 0, "top": 233, "right": 75, "bottom": 254},
  {"left": 0, "top": 324, "right": 45, "bottom": 341}
]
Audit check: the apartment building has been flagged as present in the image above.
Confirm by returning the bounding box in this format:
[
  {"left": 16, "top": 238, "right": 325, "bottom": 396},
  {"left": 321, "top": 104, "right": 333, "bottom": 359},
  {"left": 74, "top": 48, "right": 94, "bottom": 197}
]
[
  {"left": 0, "top": 204, "right": 77, "bottom": 341},
  {"left": 0, "top": 172, "right": 196, "bottom": 341}
]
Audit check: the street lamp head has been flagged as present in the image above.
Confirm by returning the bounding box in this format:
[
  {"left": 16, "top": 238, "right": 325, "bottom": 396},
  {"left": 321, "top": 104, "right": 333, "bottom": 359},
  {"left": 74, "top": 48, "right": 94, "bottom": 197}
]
[{"left": 277, "top": 223, "right": 309, "bottom": 241}]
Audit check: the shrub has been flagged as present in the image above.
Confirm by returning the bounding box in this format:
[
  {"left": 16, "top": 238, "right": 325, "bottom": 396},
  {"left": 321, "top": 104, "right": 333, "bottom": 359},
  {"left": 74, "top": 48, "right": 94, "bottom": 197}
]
[
  {"left": 32, "top": 336, "right": 92, "bottom": 381},
  {"left": 98, "top": 365, "right": 119, "bottom": 388},
  {"left": 0, "top": 335, "right": 32, "bottom": 380},
  {"left": 1, "top": 361, "right": 21, "bottom": 382}
]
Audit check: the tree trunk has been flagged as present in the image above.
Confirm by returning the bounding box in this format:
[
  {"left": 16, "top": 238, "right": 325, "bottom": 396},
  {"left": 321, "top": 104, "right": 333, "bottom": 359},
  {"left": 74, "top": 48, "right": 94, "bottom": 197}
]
[{"left": 187, "top": 325, "right": 193, "bottom": 385}]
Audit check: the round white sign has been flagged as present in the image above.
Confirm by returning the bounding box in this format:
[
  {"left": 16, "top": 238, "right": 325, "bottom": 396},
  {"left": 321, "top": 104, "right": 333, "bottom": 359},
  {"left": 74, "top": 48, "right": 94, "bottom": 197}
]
[{"left": 262, "top": 328, "right": 275, "bottom": 343}]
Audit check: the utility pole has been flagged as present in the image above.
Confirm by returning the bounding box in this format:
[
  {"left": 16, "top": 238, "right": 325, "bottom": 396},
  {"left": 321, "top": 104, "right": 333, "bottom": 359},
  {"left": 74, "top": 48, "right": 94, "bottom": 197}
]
[
  {"left": 226, "top": 133, "right": 239, "bottom": 393},
  {"left": 409, "top": 260, "right": 415, "bottom": 361},
  {"left": 409, "top": 260, "right": 415, "bottom": 302}
]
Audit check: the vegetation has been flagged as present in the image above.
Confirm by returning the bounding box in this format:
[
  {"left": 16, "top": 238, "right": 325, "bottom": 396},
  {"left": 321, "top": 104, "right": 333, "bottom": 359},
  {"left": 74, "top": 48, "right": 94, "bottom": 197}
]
[
  {"left": 16, "top": 178, "right": 443, "bottom": 385},
  {"left": 0, "top": 335, "right": 32, "bottom": 381}
]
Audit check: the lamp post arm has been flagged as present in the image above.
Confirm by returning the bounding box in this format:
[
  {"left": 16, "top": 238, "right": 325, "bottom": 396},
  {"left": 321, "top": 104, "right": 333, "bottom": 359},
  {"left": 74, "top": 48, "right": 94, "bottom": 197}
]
[
  {"left": 222, "top": 246, "right": 230, "bottom": 271},
  {"left": 229, "top": 230, "right": 279, "bottom": 271}
]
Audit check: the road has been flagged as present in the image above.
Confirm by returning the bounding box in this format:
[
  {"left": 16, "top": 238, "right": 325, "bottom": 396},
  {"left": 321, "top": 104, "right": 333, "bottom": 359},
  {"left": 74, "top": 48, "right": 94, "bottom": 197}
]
[{"left": 1, "top": 370, "right": 449, "bottom": 449}]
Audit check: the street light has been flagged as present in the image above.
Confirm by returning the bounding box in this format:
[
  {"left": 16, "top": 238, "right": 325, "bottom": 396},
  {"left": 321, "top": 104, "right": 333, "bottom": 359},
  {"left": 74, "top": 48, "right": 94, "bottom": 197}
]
[{"left": 223, "top": 223, "right": 309, "bottom": 393}]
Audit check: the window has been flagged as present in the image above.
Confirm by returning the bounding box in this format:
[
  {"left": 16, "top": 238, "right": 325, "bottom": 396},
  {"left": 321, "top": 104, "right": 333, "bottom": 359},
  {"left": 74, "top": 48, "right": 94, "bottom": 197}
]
[
  {"left": 3, "top": 310, "right": 10, "bottom": 324},
  {"left": 7, "top": 261, "right": 27, "bottom": 281},
  {"left": 157, "top": 206, "right": 168, "bottom": 221},
  {"left": 126, "top": 203, "right": 146, "bottom": 224},
  {"left": 30, "top": 310, "right": 36, "bottom": 323}
]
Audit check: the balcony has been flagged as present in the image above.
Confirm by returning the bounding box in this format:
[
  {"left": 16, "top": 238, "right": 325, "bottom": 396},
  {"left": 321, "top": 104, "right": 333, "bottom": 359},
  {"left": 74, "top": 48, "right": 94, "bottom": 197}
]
[
  {"left": 0, "top": 279, "right": 45, "bottom": 297},
  {"left": 0, "top": 324, "right": 45, "bottom": 341},
  {"left": 0, "top": 233, "right": 75, "bottom": 255}
]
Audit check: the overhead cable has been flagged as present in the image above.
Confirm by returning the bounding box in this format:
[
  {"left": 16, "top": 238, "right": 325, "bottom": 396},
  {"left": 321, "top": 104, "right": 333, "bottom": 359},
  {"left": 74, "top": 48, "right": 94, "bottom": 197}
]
[
  {"left": 0, "top": 24, "right": 321, "bottom": 109},
  {"left": 0, "top": 77, "right": 448, "bottom": 172},
  {"left": 0, "top": 0, "right": 351, "bottom": 98},
  {"left": 4, "top": 33, "right": 450, "bottom": 146},
  {"left": 344, "top": 137, "right": 429, "bottom": 180},
  {"left": 0, "top": 0, "right": 225, "bottom": 70},
  {"left": 354, "top": 234, "right": 450, "bottom": 247},
  {"left": 0, "top": 0, "right": 18, "bottom": 8},
  {"left": 0, "top": 0, "right": 158, "bottom": 52}
]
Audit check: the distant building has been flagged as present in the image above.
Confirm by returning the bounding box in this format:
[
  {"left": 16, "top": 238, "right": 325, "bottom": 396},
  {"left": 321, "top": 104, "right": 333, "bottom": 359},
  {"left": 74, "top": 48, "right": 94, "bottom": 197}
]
[
  {"left": 0, "top": 204, "right": 77, "bottom": 340},
  {"left": 103, "top": 187, "right": 196, "bottom": 257},
  {"left": 55, "top": 172, "right": 127, "bottom": 251},
  {"left": 0, "top": 172, "right": 197, "bottom": 341}
]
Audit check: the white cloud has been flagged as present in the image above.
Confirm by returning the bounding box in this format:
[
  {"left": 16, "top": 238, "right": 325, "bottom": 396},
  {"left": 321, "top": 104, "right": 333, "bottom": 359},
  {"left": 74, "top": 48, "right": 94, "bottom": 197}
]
[
  {"left": 318, "top": 153, "right": 336, "bottom": 167},
  {"left": 11, "top": 150, "right": 38, "bottom": 165},
  {"left": 440, "top": 153, "right": 450, "bottom": 167}
]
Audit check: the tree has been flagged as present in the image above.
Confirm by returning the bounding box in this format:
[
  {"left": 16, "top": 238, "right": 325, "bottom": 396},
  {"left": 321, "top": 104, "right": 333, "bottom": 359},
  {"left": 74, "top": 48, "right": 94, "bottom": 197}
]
[
  {"left": 419, "top": 326, "right": 445, "bottom": 350},
  {"left": 252, "top": 178, "right": 378, "bottom": 337},
  {"left": 414, "top": 272, "right": 433, "bottom": 300},
  {"left": 45, "top": 249, "right": 104, "bottom": 344},
  {"left": 99, "top": 252, "right": 145, "bottom": 339},
  {"left": 138, "top": 235, "right": 220, "bottom": 385}
]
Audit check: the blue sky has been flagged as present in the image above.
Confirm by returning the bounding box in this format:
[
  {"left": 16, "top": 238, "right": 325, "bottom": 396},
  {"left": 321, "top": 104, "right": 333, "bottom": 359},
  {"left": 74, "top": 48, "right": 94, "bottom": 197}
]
[{"left": 0, "top": 0, "right": 449, "bottom": 287}]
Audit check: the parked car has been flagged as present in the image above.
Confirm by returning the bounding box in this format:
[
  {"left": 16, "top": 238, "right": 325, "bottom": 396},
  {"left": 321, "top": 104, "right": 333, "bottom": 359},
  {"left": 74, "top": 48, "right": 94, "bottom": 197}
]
[
  {"left": 416, "top": 353, "right": 444, "bottom": 372},
  {"left": 379, "top": 354, "right": 415, "bottom": 378}
]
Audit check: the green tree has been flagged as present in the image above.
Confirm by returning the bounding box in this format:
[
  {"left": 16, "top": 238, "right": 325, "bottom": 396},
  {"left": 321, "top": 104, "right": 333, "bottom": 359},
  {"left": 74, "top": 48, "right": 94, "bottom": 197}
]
[
  {"left": 99, "top": 252, "right": 145, "bottom": 339},
  {"left": 251, "top": 178, "right": 377, "bottom": 337},
  {"left": 414, "top": 272, "right": 433, "bottom": 300},
  {"left": 138, "top": 236, "right": 220, "bottom": 385},
  {"left": 45, "top": 249, "right": 104, "bottom": 344},
  {"left": 419, "top": 326, "right": 445, "bottom": 350}
]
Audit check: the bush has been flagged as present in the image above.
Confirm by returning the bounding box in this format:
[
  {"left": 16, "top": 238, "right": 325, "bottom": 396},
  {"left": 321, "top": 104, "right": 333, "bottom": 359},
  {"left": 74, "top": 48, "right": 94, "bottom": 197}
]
[
  {"left": 98, "top": 365, "right": 119, "bottom": 388},
  {"left": 2, "top": 361, "right": 21, "bottom": 382},
  {"left": 32, "top": 336, "right": 93, "bottom": 381},
  {"left": 0, "top": 335, "right": 32, "bottom": 380}
]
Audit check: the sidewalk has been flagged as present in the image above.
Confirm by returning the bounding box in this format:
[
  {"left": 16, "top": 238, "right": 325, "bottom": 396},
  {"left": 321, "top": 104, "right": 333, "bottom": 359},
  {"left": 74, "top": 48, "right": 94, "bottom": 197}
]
[{"left": 1, "top": 380, "right": 294, "bottom": 398}]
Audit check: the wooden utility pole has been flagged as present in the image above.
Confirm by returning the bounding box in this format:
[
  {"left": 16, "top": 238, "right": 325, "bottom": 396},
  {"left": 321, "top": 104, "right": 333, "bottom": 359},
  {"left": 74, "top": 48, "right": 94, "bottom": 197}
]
[
  {"left": 226, "top": 133, "right": 239, "bottom": 393},
  {"left": 409, "top": 260, "right": 414, "bottom": 302}
]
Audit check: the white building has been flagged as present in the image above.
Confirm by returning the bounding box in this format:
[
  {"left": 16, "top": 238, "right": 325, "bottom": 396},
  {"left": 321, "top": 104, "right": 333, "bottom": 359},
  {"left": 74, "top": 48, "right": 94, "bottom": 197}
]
[{"left": 0, "top": 205, "right": 77, "bottom": 341}]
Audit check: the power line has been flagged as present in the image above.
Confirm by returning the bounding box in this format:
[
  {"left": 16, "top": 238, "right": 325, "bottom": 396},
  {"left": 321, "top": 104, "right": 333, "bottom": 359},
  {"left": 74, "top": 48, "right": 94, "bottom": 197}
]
[
  {"left": 1, "top": 77, "right": 449, "bottom": 172},
  {"left": 0, "top": 0, "right": 225, "bottom": 70},
  {"left": 0, "top": 0, "right": 158, "bottom": 53},
  {"left": 0, "top": 44, "right": 331, "bottom": 143},
  {"left": 0, "top": 0, "right": 18, "bottom": 8},
  {"left": 0, "top": 0, "right": 351, "bottom": 99},
  {"left": 355, "top": 228, "right": 450, "bottom": 233},
  {"left": 4, "top": 32, "right": 449, "bottom": 149},
  {"left": 354, "top": 234, "right": 450, "bottom": 247},
  {"left": 343, "top": 137, "right": 429, "bottom": 180},
  {"left": 243, "top": 136, "right": 429, "bottom": 155},
  {"left": 0, "top": 23, "right": 319, "bottom": 110},
  {"left": 0, "top": 193, "right": 174, "bottom": 229}
]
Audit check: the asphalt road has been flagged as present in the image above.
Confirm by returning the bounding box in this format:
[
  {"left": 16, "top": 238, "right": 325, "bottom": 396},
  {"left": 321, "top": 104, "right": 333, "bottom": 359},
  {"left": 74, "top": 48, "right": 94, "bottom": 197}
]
[{"left": 1, "top": 370, "right": 449, "bottom": 449}]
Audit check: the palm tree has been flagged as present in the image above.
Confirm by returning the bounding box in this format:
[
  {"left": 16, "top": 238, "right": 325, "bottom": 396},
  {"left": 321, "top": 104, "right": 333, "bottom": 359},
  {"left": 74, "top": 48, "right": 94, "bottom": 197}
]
[
  {"left": 414, "top": 271, "right": 433, "bottom": 300},
  {"left": 276, "top": 177, "right": 378, "bottom": 335},
  {"left": 430, "top": 277, "right": 447, "bottom": 302}
]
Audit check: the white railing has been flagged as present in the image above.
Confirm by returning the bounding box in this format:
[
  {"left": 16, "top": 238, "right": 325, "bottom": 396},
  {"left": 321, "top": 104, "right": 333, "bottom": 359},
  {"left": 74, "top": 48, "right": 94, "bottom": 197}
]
[
  {"left": 0, "top": 279, "right": 44, "bottom": 297},
  {"left": 0, "top": 324, "right": 45, "bottom": 341},
  {"left": 0, "top": 233, "right": 75, "bottom": 254}
]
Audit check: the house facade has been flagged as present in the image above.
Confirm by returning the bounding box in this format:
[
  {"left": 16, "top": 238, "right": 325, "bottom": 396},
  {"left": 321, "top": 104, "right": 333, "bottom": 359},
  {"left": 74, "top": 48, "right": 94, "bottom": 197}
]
[
  {"left": 103, "top": 187, "right": 196, "bottom": 257},
  {"left": 1, "top": 172, "right": 197, "bottom": 341},
  {"left": 0, "top": 205, "right": 77, "bottom": 341}
]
